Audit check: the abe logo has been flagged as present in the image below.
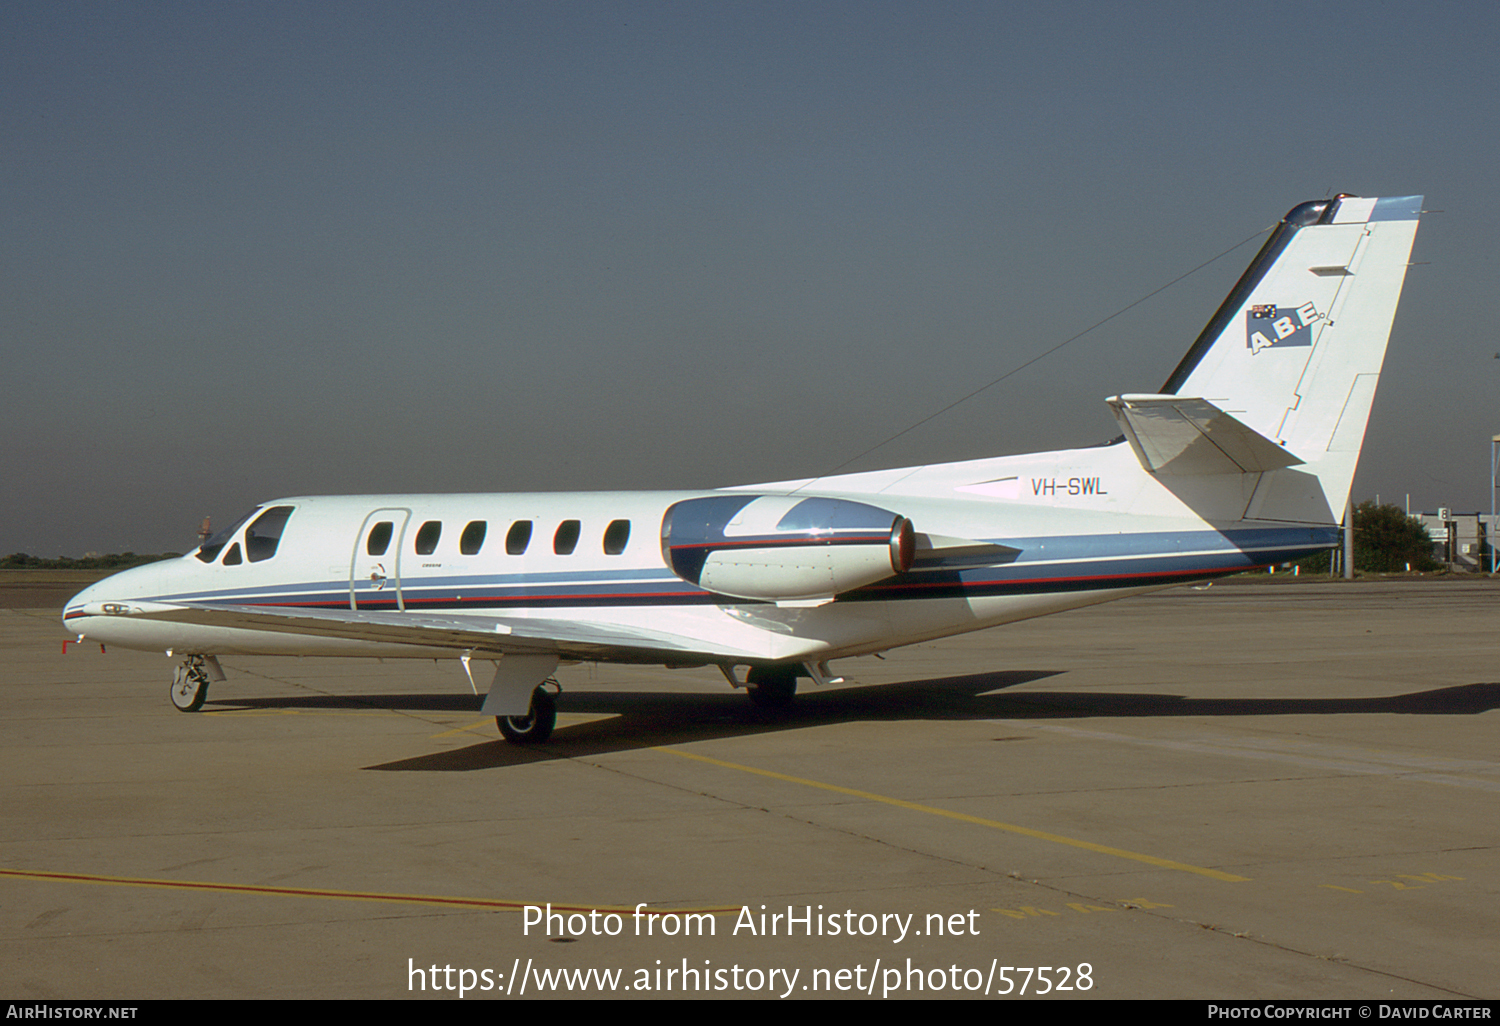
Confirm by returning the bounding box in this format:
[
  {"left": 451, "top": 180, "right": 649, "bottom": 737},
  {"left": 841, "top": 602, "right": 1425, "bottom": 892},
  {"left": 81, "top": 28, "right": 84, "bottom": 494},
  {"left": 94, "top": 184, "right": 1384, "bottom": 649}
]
[{"left": 1246, "top": 302, "right": 1321, "bottom": 354}]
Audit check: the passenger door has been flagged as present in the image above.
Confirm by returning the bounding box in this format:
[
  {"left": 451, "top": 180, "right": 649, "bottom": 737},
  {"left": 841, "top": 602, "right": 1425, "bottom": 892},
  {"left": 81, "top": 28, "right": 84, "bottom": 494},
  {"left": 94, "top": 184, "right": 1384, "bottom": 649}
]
[{"left": 350, "top": 509, "right": 411, "bottom": 611}]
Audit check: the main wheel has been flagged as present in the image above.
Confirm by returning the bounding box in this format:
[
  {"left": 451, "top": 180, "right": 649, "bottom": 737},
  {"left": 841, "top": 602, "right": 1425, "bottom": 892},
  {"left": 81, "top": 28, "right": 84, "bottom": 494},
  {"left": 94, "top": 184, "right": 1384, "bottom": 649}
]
[
  {"left": 746, "top": 665, "right": 797, "bottom": 710},
  {"left": 170, "top": 663, "right": 209, "bottom": 712},
  {"left": 497, "top": 686, "right": 557, "bottom": 744}
]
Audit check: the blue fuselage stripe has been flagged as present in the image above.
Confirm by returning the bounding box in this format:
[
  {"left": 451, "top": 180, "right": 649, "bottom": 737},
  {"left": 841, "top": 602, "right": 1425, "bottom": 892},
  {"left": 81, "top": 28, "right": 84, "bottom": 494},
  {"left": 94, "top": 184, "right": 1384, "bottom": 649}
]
[{"left": 134, "top": 526, "right": 1331, "bottom": 611}]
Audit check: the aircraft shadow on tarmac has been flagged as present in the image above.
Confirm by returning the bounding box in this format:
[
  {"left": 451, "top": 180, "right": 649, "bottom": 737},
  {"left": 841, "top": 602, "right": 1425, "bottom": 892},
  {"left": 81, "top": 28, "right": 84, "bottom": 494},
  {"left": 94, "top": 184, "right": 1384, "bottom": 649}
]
[{"left": 203, "top": 672, "right": 1500, "bottom": 772}]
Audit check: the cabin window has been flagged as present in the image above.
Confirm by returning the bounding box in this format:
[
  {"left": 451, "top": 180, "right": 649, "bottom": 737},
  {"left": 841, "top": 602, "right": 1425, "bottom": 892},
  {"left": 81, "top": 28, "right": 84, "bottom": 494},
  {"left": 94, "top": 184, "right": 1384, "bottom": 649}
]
[
  {"left": 460, "top": 521, "right": 487, "bottom": 555},
  {"left": 246, "top": 506, "right": 294, "bottom": 562},
  {"left": 554, "top": 520, "right": 580, "bottom": 555},
  {"left": 222, "top": 542, "right": 242, "bottom": 566},
  {"left": 367, "top": 521, "right": 394, "bottom": 556},
  {"left": 603, "top": 519, "right": 631, "bottom": 555},
  {"left": 414, "top": 521, "right": 442, "bottom": 555},
  {"left": 506, "top": 520, "right": 533, "bottom": 555}
]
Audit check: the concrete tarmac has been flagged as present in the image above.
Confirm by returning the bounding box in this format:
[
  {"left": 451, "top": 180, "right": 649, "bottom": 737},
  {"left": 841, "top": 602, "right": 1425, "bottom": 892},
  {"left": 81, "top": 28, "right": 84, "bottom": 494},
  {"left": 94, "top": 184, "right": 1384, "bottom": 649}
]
[{"left": 2, "top": 576, "right": 1497, "bottom": 1000}]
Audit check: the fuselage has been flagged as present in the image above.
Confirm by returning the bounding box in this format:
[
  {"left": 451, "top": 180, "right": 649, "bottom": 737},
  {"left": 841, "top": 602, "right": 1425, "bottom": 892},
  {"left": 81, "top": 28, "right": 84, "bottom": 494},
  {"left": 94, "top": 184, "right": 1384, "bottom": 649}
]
[{"left": 63, "top": 438, "right": 1336, "bottom": 669}]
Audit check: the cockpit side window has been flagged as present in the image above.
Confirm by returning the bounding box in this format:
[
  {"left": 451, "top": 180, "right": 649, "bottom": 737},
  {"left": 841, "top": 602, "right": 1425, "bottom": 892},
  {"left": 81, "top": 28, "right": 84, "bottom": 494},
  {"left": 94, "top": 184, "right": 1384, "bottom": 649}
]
[
  {"left": 246, "top": 506, "right": 295, "bottom": 562},
  {"left": 222, "top": 542, "right": 243, "bottom": 565}
]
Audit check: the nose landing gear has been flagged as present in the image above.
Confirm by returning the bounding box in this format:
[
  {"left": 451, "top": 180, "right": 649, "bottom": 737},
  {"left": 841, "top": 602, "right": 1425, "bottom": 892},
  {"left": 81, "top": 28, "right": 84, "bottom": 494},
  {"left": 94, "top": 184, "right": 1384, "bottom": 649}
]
[{"left": 170, "top": 656, "right": 213, "bottom": 712}]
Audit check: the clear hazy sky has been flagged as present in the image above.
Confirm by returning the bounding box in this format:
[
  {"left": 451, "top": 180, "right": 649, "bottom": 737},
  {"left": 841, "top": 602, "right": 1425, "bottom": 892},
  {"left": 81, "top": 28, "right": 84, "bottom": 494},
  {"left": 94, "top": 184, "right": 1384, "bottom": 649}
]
[{"left": 5, "top": 1, "right": 1498, "bottom": 556}]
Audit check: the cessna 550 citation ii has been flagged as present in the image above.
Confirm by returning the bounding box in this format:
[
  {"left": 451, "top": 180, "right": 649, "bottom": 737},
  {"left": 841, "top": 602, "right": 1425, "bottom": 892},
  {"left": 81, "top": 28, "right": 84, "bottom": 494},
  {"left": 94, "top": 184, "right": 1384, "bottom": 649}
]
[{"left": 64, "top": 194, "right": 1423, "bottom": 743}]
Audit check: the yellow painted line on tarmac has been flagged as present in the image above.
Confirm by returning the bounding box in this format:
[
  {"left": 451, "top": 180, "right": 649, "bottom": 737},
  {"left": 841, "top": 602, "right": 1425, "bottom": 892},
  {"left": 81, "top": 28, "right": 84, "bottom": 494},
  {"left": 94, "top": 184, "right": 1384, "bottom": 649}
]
[
  {"left": 0, "top": 867, "right": 740, "bottom": 916},
  {"left": 657, "top": 748, "right": 1250, "bottom": 883}
]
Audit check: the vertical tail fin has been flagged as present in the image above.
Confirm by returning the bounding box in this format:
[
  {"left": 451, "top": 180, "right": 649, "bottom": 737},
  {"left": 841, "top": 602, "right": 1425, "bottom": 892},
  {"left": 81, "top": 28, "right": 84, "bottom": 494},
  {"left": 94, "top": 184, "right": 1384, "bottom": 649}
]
[{"left": 1155, "top": 194, "right": 1422, "bottom": 523}]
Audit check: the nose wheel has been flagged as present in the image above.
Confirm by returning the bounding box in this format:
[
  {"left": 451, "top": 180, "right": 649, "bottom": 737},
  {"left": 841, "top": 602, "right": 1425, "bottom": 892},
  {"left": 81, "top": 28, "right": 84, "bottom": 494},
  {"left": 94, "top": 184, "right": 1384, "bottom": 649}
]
[
  {"left": 497, "top": 681, "right": 558, "bottom": 744},
  {"left": 170, "top": 657, "right": 211, "bottom": 712}
]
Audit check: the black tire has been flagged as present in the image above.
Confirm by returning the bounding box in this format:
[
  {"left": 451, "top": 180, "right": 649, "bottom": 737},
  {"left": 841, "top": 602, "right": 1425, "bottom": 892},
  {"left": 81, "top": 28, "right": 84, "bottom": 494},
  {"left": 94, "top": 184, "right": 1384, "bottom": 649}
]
[
  {"left": 170, "top": 664, "right": 209, "bottom": 712},
  {"left": 746, "top": 665, "right": 797, "bottom": 710},
  {"left": 497, "top": 686, "right": 557, "bottom": 744}
]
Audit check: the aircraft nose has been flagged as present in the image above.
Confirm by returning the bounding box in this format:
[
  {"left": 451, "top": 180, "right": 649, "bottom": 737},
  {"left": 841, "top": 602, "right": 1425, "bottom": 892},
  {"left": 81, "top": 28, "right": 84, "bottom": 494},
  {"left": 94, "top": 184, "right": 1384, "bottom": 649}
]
[
  {"left": 60, "top": 562, "right": 169, "bottom": 631},
  {"left": 62, "top": 578, "right": 101, "bottom": 631}
]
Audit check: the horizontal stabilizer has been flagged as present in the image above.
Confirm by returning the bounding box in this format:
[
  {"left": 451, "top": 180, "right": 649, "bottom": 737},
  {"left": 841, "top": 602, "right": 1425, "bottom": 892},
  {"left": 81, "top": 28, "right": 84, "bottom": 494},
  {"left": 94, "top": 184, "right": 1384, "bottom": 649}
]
[{"left": 1107, "top": 394, "right": 1304, "bottom": 476}]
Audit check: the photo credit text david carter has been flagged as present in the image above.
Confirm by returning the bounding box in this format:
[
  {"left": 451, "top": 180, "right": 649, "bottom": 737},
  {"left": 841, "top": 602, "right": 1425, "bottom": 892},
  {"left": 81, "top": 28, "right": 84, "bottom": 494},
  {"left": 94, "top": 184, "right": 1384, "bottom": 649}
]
[
  {"left": 405, "top": 902, "right": 1096, "bottom": 997},
  {"left": 1208, "top": 1006, "right": 1491, "bottom": 1019}
]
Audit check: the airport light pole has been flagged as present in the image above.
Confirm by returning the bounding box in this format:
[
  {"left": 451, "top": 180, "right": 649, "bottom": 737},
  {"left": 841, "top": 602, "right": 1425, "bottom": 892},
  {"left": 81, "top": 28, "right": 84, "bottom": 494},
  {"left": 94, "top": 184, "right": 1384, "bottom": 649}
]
[{"left": 1491, "top": 434, "right": 1499, "bottom": 574}]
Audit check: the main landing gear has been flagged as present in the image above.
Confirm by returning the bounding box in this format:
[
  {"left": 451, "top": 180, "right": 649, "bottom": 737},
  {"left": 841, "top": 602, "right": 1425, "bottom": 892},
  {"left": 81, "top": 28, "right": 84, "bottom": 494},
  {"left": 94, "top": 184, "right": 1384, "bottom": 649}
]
[
  {"left": 497, "top": 679, "right": 559, "bottom": 744},
  {"left": 170, "top": 656, "right": 212, "bottom": 712},
  {"left": 745, "top": 665, "right": 798, "bottom": 710}
]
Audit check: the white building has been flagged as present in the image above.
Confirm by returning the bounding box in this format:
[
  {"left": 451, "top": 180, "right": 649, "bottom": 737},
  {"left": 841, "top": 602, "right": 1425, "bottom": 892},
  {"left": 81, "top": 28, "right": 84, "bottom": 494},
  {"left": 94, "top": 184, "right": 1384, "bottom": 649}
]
[{"left": 1413, "top": 511, "right": 1495, "bottom": 570}]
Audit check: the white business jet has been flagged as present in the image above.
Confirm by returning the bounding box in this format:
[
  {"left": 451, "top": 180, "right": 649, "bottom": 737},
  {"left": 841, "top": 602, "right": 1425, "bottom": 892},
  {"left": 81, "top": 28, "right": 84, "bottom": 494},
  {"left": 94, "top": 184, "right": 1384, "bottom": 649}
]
[{"left": 64, "top": 194, "right": 1423, "bottom": 743}]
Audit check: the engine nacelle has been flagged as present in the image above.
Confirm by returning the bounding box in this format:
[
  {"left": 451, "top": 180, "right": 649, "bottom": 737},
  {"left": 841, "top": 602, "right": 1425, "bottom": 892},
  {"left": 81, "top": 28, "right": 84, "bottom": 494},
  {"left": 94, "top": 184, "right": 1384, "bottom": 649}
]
[{"left": 661, "top": 494, "right": 915, "bottom": 603}]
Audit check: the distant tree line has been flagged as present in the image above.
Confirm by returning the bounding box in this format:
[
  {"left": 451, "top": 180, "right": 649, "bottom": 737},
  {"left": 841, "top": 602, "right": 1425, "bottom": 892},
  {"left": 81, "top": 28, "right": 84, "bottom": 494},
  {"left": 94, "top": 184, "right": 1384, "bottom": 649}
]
[
  {"left": 1295, "top": 501, "right": 1439, "bottom": 574},
  {"left": 1, "top": 552, "right": 181, "bottom": 570},
  {"left": 0, "top": 504, "right": 1454, "bottom": 576}
]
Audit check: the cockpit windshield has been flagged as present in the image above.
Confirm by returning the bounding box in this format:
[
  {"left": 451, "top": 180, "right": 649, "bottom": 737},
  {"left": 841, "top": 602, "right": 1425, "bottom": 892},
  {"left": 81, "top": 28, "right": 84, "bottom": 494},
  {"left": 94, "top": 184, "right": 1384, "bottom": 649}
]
[{"left": 195, "top": 511, "right": 255, "bottom": 563}]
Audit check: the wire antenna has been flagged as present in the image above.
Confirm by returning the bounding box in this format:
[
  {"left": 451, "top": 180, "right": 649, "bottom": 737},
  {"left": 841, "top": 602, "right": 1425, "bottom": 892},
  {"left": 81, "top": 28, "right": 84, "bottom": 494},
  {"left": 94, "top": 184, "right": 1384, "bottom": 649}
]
[{"left": 791, "top": 223, "right": 1274, "bottom": 492}]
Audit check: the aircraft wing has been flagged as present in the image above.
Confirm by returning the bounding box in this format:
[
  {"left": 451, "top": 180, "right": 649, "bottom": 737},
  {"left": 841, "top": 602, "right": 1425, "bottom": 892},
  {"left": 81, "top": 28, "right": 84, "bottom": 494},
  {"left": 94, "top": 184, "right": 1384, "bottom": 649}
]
[{"left": 136, "top": 602, "right": 750, "bottom": 664}]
